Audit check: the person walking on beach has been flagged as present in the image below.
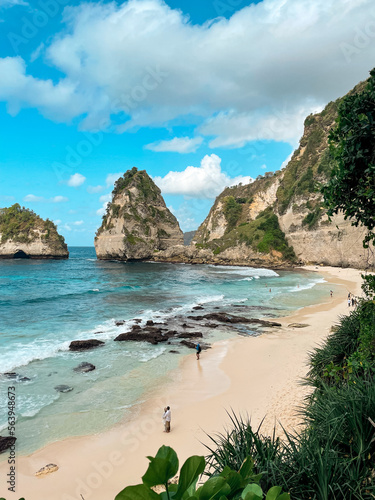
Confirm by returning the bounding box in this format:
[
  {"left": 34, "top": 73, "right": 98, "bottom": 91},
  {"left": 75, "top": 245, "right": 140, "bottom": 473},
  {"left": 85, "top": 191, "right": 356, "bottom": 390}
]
[
  {"left": 163, "top": 406, "right": 171, "bottom": 432},
  {"left": 330, "top": 290, "right": 333, "bottom": 297},
  {"left": 348, "top": 297, "right": 351, "bottom": 307},
  {"left": 196, "top": 343, "right": 202, "bottom": 360}
]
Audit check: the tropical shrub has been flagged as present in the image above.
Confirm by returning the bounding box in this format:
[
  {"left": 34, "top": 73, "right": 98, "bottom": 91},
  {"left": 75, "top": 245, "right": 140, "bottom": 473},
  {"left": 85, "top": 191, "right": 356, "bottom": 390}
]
[{"left": 115, "top": 445, "right": 290, "bottom": 500}]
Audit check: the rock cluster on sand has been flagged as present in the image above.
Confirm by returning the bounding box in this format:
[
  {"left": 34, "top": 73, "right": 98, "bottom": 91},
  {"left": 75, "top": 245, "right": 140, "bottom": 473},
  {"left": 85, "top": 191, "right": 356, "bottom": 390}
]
[
  {"left": 0, "top": 436, "right": 16, "bottom": 454},
  {"left": 35, "top": 464, "right": 59, "bottom": 477}
]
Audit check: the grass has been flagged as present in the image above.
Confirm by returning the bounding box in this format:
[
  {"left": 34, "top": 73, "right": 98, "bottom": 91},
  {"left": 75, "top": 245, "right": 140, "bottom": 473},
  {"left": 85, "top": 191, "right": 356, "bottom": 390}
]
[
  {"left": 204, "top": 300, "right": 375, "bottom": 499},
  {"left": 206, "top": 208, "right": 296, "bottom": 261}
]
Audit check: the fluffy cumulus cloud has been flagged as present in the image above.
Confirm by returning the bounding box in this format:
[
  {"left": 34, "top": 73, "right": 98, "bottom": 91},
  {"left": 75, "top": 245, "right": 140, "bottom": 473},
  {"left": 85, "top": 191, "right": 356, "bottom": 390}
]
[
  {"left": 24, "top": 194, "right": 68, "bottom": 203},
  {"left": 153, "top": 154, "right": 253, "bottom": 198},
  {"left": 145, "top": 137, "right": 203, "bottom": 153},
  {"left": 96, "top": 193, "right": 112, "bottom": 216},
  {"left": 67, "top": 173, "right": 86, "bottom": 187},
  {"left": 0, "top": 0, "right": 374, "bottom": 146}
]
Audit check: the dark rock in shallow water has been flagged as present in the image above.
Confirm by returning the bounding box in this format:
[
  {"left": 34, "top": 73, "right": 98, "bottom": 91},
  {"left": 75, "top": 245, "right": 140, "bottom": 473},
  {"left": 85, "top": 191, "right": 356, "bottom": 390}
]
[
  {"left": 73, "top": 362, "right": 96, "bottom": 373},
  {"left": 288, "top": 323, "right": 310, "bottom": 328},
  {"left": 114, "top": 329, "right": 172, "bottom": 345},
  {"left": 133, "top": 318, "right": 142, "bottom": 324},
  {"left": 169, "top": 350, "right": 180, "bottom": 354},
  {"left": 193, "top": 306, "right": 204, "bottom": 310},
  {"left": 146, "top": 320, "right": 155, "bottom": 326},
  {"left": 69, "top": 339, "right": 105, "bottom": 351},
  {"left": 177, "top": 331, "right": 203, "bottom": 339},
  {"left": 180, "top": 340, "right": 211, "bottom": 350},
  {"left": 188, "top": 313, "right": 281, "bottom": 327},
  {"left": 3, "top": 372, "right": 30, "bottom": 382},
  {"left": 204, "top": 322, "right": 219, "bottom": 329},
  {"left": 181, "top": 323, "right": 194, "bottom": 328},
  {"left": 0, "top": 436, "right": 16, "bottom": 454},
  {"left": 54, "top": 385, "right": 73, "bottom": 393},
  {"left": 115, "top": 320, "right": 125, "bottom": 326},
  {"left": 48, "top": 371, "right": 58, "bottom": 377}
]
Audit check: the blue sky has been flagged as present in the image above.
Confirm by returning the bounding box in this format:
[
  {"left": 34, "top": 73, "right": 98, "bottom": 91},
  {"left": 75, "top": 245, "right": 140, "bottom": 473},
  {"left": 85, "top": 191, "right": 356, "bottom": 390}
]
[{"left": 0, "top": 0, "right": 374, "bottom": 245}]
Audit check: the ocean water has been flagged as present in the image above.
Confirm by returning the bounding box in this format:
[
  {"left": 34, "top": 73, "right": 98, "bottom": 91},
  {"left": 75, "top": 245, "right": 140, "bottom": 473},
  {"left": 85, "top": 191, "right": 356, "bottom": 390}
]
[{"left": 0, "top": 247, "right": 334, "bottom": 455}]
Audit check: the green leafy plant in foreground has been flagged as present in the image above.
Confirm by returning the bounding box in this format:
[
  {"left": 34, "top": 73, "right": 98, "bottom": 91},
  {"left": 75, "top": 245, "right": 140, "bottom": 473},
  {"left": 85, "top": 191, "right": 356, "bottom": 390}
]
[{"left": 115, "top": 445, "right": 290, "bottom": 500}]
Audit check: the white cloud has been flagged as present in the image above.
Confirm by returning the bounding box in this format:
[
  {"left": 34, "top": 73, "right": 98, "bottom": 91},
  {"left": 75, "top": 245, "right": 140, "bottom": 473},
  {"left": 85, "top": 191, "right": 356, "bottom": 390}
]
[
  {"left": 67, "top": 173, "right": 86, "bottom": 187},
  {"left": 73, "top": 220, "right": 84, "bottom": 225},
  {"left": 54, "top": 219, "right": 62, "bottom": 225},
  {"left": 52, "top": 196, "right": 68, "bottom": 203},
  {"left": 63, "top": 223, "right": 72, "bottom": 231},
  {"left": 87, "top": 185, "right": 104, "bottom": 193},
  {"left": 24, "top": 194, "right": 68, "bottom": 203},
  {"left": 106, "top": 173, "right": 123, "bottom": 187},
  {"left": 260, "top": 164, "right": 267, "bottom": 169},
  {"left": 96, "top": 193, "right": 112, "bottom": 216},
  {"left": 24, "top": 194, "right": 44, "bottom": 203},
  {"left": 145, "top": 137, "right": 203, "bottom": 153},
  {"left": 0, "top": 0, "right": 373, "bottom": 146},
  {"left": 168, "top": 203, "right": 199, "bottom": 232},
  {"left": 153, "top": 154, "right": 253, "bottom": 199}
]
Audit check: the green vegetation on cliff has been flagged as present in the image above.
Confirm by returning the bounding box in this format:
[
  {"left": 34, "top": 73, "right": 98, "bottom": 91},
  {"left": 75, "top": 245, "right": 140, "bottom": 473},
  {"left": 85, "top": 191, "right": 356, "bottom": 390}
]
[
  {"left": 323, "top": 68, "right": 375, "bottom": 248},
  {"left": 197, "top": 208, "right": 296, "bottom": 261},
  {"left": 0, "top": 203, "right": 67, "bottom": 251}
]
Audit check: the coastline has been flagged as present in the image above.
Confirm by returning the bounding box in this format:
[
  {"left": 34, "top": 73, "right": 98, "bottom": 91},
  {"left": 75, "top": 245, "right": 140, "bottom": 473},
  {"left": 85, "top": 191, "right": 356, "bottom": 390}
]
[{"left": 0, "top": 265, "right": 363, "bottom": 500}]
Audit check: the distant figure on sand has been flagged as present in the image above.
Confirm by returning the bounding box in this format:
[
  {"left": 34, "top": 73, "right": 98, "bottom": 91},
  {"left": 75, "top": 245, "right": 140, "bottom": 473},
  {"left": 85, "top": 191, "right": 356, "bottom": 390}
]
[
  {"left": 196, "top": 343, "right": 202, "bottom": 360},
  {"left": 330, "top": 290, "right": 333, "bottom": 297},
  {"left": 163, "top": 406, "right": 171, "bottom": 432},
  {"left": 348, "top": 297, "right": 351, "bottom": 307}
]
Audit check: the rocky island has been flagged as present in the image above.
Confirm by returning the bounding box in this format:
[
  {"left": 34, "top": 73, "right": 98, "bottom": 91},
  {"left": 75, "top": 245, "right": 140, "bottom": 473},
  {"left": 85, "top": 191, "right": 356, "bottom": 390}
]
[
  {"left": 0, "top": 204, "right": 68, "bottom": 259},
  {"left": 95, "top": 167, "right": 183, "bottom": 260}
]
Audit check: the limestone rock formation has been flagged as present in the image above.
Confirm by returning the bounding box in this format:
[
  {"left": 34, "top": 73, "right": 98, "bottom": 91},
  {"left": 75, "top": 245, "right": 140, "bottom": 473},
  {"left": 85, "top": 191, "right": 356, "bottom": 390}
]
[
  {"left": 185, "top": 78, "right": 375, "bottom": 270},
  {"left": 95, "top": 168, "right": 183, "bottom": 260},
  {"left": 0, "top": 204, "right": 68, "bottom": 259}
]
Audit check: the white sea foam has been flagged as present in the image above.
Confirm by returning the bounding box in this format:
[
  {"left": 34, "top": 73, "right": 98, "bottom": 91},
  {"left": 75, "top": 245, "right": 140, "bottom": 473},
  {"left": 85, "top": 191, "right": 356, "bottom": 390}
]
[
  {"left": 0, "top": 339, "right": 71, "bottom": 373},
  {"left": 138, "top": 346, "right": 166, "bottom": 362},
  {"left": 288, "top": 278, "right": 326, "bottom": 293},
  {"left": 208, "top": 265, "right": 279, "bottom": 277},
  {"left": 19, "top": 394, "right": 59, "bottom": 418}
]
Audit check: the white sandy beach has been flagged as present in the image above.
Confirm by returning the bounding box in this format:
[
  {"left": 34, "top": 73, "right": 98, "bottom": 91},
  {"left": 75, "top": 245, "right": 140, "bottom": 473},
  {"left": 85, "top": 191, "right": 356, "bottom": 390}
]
[{"left": 0, "top": 266, "right": 364, "bottom": 500}]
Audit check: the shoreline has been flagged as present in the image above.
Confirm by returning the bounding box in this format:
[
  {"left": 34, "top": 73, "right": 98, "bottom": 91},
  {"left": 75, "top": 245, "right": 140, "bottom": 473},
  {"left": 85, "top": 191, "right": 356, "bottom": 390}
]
[{"left": 0, "top": 265, "right": 364, "bottom": 499}]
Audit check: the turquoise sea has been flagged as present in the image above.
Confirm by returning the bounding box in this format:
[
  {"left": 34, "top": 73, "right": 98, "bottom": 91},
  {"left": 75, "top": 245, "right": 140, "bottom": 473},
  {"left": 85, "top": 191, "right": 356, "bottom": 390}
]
[{"left": 0, "top": 247, "right": 335, "bottom": 456}]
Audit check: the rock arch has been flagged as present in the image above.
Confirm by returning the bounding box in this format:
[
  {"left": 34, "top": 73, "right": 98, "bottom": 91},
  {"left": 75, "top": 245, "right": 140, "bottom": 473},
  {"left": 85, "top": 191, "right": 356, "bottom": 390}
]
[{"left": 13, "top": 250, "right": 30, "bottom": 259}]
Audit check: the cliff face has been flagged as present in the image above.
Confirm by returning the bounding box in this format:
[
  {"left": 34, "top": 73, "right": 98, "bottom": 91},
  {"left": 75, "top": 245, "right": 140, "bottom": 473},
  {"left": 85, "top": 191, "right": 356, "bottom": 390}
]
[
  {"left": 0, "top": 204, "right": 68, "bottom": 259},
  {"left": 95, "top": 168, "right": 183, "bottom": 260},
  {"left": 191, "top": 79, "right": 374, "bottom": 270}
]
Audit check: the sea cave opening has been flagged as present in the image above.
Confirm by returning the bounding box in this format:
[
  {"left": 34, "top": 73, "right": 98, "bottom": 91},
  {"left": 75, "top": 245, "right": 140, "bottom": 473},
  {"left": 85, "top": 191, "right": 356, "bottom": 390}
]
[{"left": 13, "top": 250, "right": 30, "bottom": 259}]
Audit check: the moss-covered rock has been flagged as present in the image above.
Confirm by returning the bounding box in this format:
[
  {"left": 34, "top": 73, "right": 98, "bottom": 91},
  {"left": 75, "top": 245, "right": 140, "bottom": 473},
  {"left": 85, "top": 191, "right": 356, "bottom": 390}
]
[
  {"left": 0, "top": 204, "right": 68, "bottom": 259},
  {"left": 95, "top": 168, "right": 183, "bottom": 261}
]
